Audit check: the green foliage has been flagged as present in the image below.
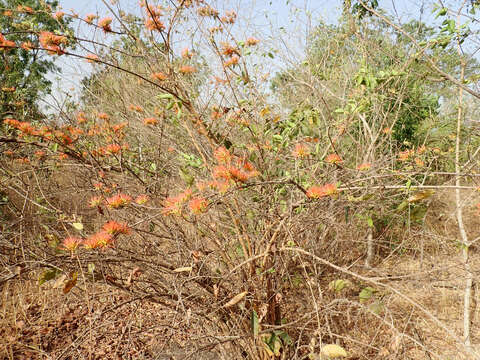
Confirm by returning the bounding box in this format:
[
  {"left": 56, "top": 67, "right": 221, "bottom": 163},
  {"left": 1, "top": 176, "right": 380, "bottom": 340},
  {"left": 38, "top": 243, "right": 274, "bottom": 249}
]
[{"left": 0, "top": 0, "right": 73, "bottom": 120}]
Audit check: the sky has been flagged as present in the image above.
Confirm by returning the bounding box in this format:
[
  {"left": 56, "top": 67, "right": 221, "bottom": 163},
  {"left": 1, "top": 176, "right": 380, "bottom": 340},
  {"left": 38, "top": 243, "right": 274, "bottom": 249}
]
[{"left": 42, "top": 0, "right": 433, "bottom": 111}]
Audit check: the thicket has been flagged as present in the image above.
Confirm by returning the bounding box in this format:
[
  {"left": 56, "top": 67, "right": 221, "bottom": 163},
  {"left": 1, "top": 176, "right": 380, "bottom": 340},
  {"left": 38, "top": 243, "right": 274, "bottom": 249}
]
[{"left": 2, "top": 0, "right": 480, "bottom": 359}]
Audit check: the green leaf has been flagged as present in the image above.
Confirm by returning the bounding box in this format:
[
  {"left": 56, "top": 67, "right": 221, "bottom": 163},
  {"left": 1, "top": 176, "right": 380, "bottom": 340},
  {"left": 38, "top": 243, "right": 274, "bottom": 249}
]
[
  {"left": 157, "top": 93, "right": 173, "bottom": 99},
  {"left": 251, "top": 310, "right": 259, "bottom": 337},
  {"left": 359, "top": 287, "right": 376, "bottom": 303},
  {"left": 328, "top": 279, "right": 351, "bottom": 292},
  {"left": 367, "top": 217, "right": 373, "bottom": 228},
  {"left": 39, "top": 268, "right": 58, "bottom": 285}
]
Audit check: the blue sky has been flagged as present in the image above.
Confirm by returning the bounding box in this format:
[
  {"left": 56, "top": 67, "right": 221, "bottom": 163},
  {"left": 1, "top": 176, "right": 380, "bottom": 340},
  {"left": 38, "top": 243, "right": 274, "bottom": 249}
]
[{"left": 43, "top": 0, "right": 429, "bottom": 111}]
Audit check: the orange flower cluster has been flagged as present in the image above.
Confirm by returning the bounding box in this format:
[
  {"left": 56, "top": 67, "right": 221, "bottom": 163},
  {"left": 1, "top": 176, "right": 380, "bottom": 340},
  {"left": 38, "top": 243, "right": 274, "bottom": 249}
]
[
  {"left": 179, "top": 65, "right": 196, "bottom": 74},
  {"left": 211, "top": 147, "right": 259, "bottom": 185},
  {"left": 135, "top": 194, "right": 149, "bottom": 204},
  {"left": 85, "top": 13, "right": 97, "bottom": 24},
  {"left": 53, "top": 11, "right": 65, "bottom": 20},
  {"left": 356, "top": 163, "right": 371, "bottom": 171},
  {"left": 17, "top": 5, "right": 34, "bottom": 14},
  {"left": 325, "top": 153, "right": 342, "bottom": 164},
  {"left": 4, "top": 118, "right": 38, "bottom": 135},
  {"left": 88, "top": 196, "right": 102, "bottom": 207},
  {"left": 106, "top": 193, "right": 132, "bottom": 208},
  {"left": 102, "top": 220, "right": 130, "bottom": 235},
  {"left": 39, "top": 31, "right": 67, "bottom": 55},
  {"left": 197, "top": 5, "right": 219, "bottom": 17},
  {"left": 84, "top": 231, "right": 113, "bottom": 249},
  {"left": 151, "top": 72, "right": 168, "bottom": 81},
  {"left": 181, "top": 47, "right": 193, "bottom": 59},
  {"left": 292, "top": 143, "right": 310, "bottom": 158},
  {"left": 245, "top": 37, "right": 260, "bottom": 46},
  {"left": 144, "top": 5, "right": 165, "bottom": 31},
  {"left": 21, "top": 41, "right": 34, "bottom": 51},
  {"left": 129, "top": 104, "right": 144, "bottom": 112},
  {"left": 0, "top": 33, "right": 16, "bottom": 50},
  {"left": 220, "top": 10, "right": 237, "bottom": 24},
  {"left": 62, "top": 237, "right": 83, "bottom": 252},
  {"left": 224, "top": 55, "right": 239, "bottom": 67},
  {"left": 306, "top": 184, "right": 339, "bottom": 199},
  {"left": 76, "top": 112, "right": 87, "bottom": 123},
  {"left": 162, "top": 188, "right": 193, "bottom": 216},
  {"left": 104, "top": 143, "right": 122, "bottom": 154},
  {"left": 221, "top": 42, "right": 240, "bottom": 68},
  {"left": 189, "top": 197, "right": 208, "bottom": 214},
  {"left": 98, "top": 17, "right": 113, "bottom": 32},
  {"left": 86, "top": 53, "right": 99, "bottom": 63},
  {"left": 34, "top": 150, "right": 46, "bottom": 159},
  {"left": 143, "top": 117, "right": 158, "bottom": 126}
]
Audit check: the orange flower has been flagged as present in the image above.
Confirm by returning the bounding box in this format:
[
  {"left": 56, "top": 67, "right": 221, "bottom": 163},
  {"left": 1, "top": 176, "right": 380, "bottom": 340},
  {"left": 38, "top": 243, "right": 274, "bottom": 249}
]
[
  {"left": 84, "top": 231, "right": 113, "bottom": 249},
  {"left": 224, "top": 56, "right": 239, "bottom": 67},
  {"left": 135, "top": 194, "right": 149, "bottom": 204},
  {"left": 162, "top": 196, "right": 182, "bottom": 216},
  {"left": 102, "top": 220, "right": 130, "bottom": 235},
  {"left": 21, "top": 41, "right": 34, "bottom": 51},
  {"left": 98, "top": 17, "right": 113, "bottom": 32},
  {"left": 398, "top": 150, "right": 412, "bottom": 161},
  {"left": 292, "top": 143, "right": 310, "bottom": 158},
  {"left": 0, "top": 37, "right": 16, "bottom": 50},
  {"left": 245, "top": 37, "right": 260, "bottom": 46},
  {"left": 129, "top": 104, "right": 144, "bottom": 112},
  {"left": 228, "top": 167, "right": 249, "bottom": 182},
  {"left": 144, "top": 5, "right": 165, "bottom": 31},
  {"left": 414, "top": 157, "right": 424, "bottom": 167},
  {"left": 17, "top": 5, "right": 34, "bottom": 14},
  {"left": 356, "top": 163, "right": 371, "bottom": 171},
  {"left": 220, "top": 10, "right": 237, "bottom": 24},
  {"left": 189, "top": 197, "right": 208, "bottom": 214},
  {"left": 325, "top": 153, "right": 342, "bottom": 164},
  {"left": 105, "top": 143, "right": 122, "bottom": 154},
  {"left": 306, "top": 184, "right": 338, "bottom": 199},
  {"left": 179, "top": 65, "right": 196, "bottom": 74},
  {"left": 221, "top": 42, "right": 239, "bottom": 57},
  {"left": 76, "top": 112, "right": 87, "bottom": 123},
  {"left": 213, "top": 146, "right": 232, "bottom": 164},
  {"left": 85, "top": 13, "right": 97, "bottom": 23},
  {"left": 34, "top": 150, "right": 46, "bottom": 159},
  {"left": 143, "top": 117, "right": 158, "bottom": 125},
  {"left": 88, "top": 196, "right": 102, "bottom": 207},
  {"left": 62, "top": 237, "right": 83, "bottom": 252},
  {"left": 38, "top": 31, "right": 67, "bottom": 55},
  {"left": 98, "top": 112, "right": 109, "bottom": 120},
  {"left": 151, "top": 72, "right": 167, "bottom": 81},
  {"left": 86, "top": 53, "right": 99, "bottom": 63},
  {"left": 198, "top": 5, "right": 219, "bottom": 17},
  {"left": 181, "top": 47, "right": 193, "bottom": 59},
  {"left": 209, "top": 180, "right": 231, "bottom": 193},
  {"left": 213, "top": 165, "right": 232, "bottom": 180},
  {"left": 54, "top": 11, "right": 65, "bottom": 20},
  {"left": 145, "top": 18, "right": 165, "bottom": 31},
  {"left": 106, "top": 193, "right": 132, "bottom": 208},
  {"left": 383, "top": 127, "right": 392, "bottom": 135}
]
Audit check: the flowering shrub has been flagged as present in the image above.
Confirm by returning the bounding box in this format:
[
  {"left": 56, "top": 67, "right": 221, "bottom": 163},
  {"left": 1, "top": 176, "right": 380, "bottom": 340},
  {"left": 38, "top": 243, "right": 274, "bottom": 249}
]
[{"left": 2, "top": 1, "right": 480, "bottom": 359}]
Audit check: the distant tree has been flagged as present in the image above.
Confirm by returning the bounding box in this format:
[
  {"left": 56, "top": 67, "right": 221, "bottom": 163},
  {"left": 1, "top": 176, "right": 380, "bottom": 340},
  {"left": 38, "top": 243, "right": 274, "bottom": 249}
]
[{"left": 0, "top": 0, "right": 73, "bottom": 120}]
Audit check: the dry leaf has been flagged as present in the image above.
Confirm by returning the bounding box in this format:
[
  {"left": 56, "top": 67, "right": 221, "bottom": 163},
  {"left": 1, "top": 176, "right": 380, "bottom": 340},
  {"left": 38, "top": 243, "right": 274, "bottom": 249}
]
[
  {"left": 224, "top": 291, "right": 247, "bottom": 308},
  {"left": 320, "top": 344, "right": 348, "bottom": 358},
  {"left": 173, "top": 266, "right": 192, "bottom": 273}
]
